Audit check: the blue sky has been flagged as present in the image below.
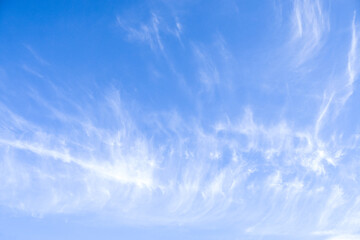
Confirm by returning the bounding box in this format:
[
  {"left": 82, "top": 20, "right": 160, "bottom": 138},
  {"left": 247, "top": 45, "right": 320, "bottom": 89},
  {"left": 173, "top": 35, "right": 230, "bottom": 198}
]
[{"left": 1, "top": 0, "right": 360, "bottom": 239}]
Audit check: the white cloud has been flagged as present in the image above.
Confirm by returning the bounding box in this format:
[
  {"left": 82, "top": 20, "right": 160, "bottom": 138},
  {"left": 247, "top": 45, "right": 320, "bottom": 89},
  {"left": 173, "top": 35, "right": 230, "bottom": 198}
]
[
  {"left": 116, "top": 12, "right": 183, "bottom": 54},
  {"left": 192, "top": 44, "right": 220, "bottom": 91},
  {"left": 24, "top": 44, "right": 49, "bottom": 66},
  {"left": 340, "top": 12, "right": 360, "bottom": 106},
  {"left": 318, "top": 185, "right": 345, "bottom": 228},
  {"left": 0, "top": 79, "right": 358, "bottom": 238},
  {"left": 327, "top": 235, "right": 360, "bottom": 240},
  {"left": 348, "top": 13, "right": 359, "bottom": 86},
  {"left": 117, "top": 13, "right": 164, "bottom": 52},
  {"left": 291, "top": 0, "right": 329, "bottom": 65},
  {"left": 22, "top": 64, "right": 45, "bottom": 79}
]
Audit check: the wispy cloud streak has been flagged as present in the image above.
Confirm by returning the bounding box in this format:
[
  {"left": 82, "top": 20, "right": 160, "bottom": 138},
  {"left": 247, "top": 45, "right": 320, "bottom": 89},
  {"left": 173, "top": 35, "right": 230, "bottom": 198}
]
[{"left": 291, "top": 0, "right": 329, "bottom": 65}]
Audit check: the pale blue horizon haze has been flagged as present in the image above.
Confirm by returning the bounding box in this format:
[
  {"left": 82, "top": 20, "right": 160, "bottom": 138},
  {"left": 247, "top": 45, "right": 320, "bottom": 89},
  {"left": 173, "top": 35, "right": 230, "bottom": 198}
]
[{"left": 1, "top": 0, "right": 360, "bottom": 239}]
